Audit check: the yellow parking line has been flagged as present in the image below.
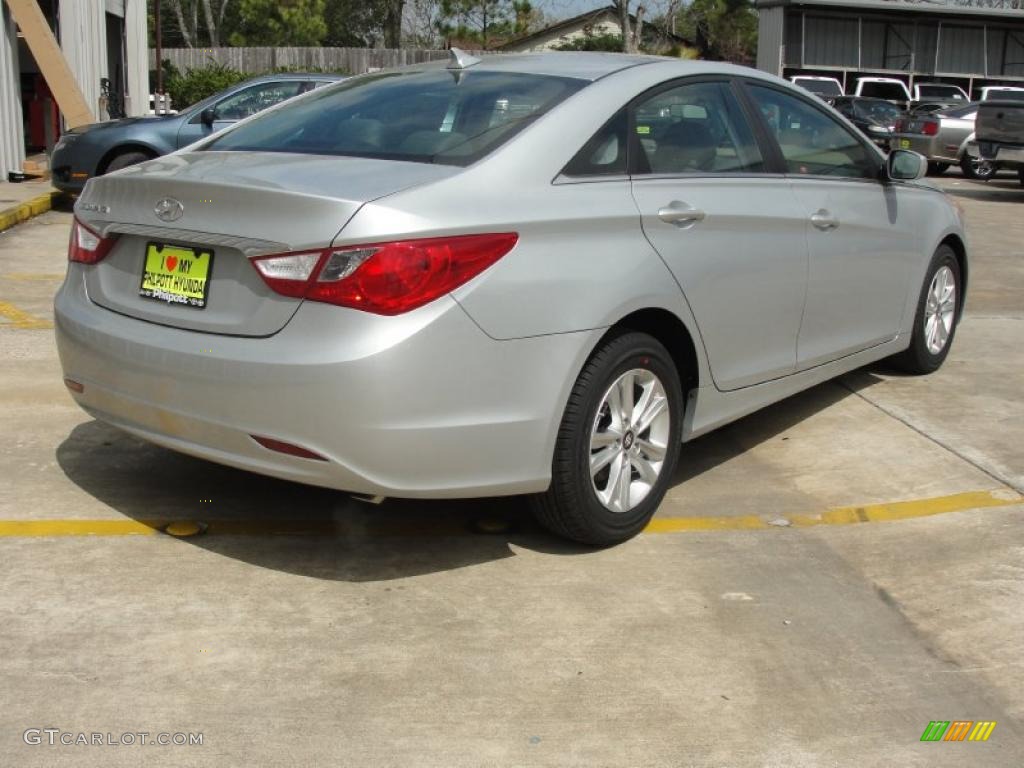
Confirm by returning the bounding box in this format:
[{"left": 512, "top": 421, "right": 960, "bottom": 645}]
[
  {"left": 648, "top": 489, "right": 1021, "bottom": 533},
  {"left": 786, "top": 489, "right": 1021, "bottom": 527},
  {"left": 0, "top": 489, "right": 1019, "bottom": 539},
  {"left": 0, "top": 300, "right": 53, "bottom": 329},
  {"left": 0, "top": 520, "right": 158, "bottom": 537}
]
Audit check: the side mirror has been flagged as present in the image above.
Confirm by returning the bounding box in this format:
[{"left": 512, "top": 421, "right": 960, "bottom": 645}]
[
  {"left": 887, "top": 149, "right": 928, "bottom": 181},
  {"left": 200, "top": 107, "right": 217, "bottom": 127}
]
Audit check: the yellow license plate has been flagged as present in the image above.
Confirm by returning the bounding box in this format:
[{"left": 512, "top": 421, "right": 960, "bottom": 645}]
[
  {"left": 899, "top": 139, "right": 911, "bottom": 149},
  {"left": 139, "top": 243, "right": 213, "bottom": 308}
]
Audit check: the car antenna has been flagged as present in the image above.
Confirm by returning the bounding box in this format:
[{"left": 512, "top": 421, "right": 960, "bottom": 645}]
[
  {"left": 448, "top": 47, "right": 481, "bottom": 82},
  {"left": 447, "top": 47, "right": 481, "bottom": 71}
]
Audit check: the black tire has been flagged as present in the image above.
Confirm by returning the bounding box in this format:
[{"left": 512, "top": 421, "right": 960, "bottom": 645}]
[
  {"left": 531, "top": 331, "right": 684, "bottom": 546},
  {"left": 927, "top": 162, "right": 949, "bottom": 176},
  {"left": 890, "top": 245, "right": 961, "bottom": 375},
  {"left": 103, "top": 150, "right": 152, "bottom": 174},
  {"left": 959, "top": 154, "right": 996, "bottom": 181},
  {"left": 1018, "top": 167, "right": 1024, "bottom": 187}
]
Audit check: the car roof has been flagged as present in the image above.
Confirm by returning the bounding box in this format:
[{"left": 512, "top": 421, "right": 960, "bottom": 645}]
[
  {"left": 243, "top": 73, "right": 344, "bottom": 84},
  {"left": 410, "top": 52, "right": 770, "bottom": 83}
]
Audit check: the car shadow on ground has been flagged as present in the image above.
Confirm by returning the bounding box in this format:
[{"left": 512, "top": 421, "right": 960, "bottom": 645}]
[{"left": 55, "top": 373, "right": 885, "bottom": 582}]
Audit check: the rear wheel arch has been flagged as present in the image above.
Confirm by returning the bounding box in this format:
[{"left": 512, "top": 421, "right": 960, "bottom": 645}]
[{"left": 599, "top": 308, "right": 700, "bottom": 393}]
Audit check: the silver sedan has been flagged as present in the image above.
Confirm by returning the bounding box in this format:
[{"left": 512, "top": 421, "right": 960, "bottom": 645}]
[
  {"left": 56, "top": 52, "right": 968, "bottom": 545},
  {"left": 894, "top": 103, "right": 995, "bottom": 179}
]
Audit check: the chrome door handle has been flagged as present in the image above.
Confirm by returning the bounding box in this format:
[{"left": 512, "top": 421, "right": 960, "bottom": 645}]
[
  {"left": 810, "top": 209, "right": 839, "bottom": 231},
  {"left": 658, "top": 201, "right": 706, "bottom": 227}
]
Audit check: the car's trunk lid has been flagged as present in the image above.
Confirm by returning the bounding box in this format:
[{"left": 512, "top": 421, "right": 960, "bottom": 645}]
[{"left": 75, "top": 151, "right": 459, "bottom": 336}]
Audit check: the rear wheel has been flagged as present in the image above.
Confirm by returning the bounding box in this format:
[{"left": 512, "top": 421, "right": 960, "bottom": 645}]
[
  {"left": 959, "top": 154, "right": 996, "bottom": 181},
  {"left": 531, "top": 331, "right": 683, "bottom": 546},
  {"left": 890, "top": 244, "right": 961, "bottom": 374},
  {"left": 103, "top": 150, "right": 152, "bottom": 175},
  {"left": 927, "top": 162, "right": 949, "bottom": 176}
]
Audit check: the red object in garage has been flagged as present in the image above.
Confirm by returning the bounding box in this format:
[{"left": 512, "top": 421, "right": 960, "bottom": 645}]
[{"left": 26, "top": 75, "right": 60, "bottom": 150}]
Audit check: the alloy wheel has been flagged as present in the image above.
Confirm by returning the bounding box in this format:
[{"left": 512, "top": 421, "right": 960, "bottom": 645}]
[
  {"left": 589, "top": 368, "right": 671, "bottom": 513},
  {"left": 924, "top": 265, "right": 957, "bottom": 355}
]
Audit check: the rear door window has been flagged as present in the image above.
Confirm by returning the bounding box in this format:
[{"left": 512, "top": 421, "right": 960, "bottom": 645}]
[{"left": 631, "top": 81, "right": 765, "bottom": 175}]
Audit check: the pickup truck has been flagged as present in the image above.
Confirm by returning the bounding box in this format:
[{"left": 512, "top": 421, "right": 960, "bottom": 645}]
[
  {"left": 853, "top": 77, "right": 911, "bottom": 109},
  {"left": 908, "top": 82, "right": 970, "bottom": 114},
  {"left": 974, "top": 100, "right": 1024, "bottom": 185}
]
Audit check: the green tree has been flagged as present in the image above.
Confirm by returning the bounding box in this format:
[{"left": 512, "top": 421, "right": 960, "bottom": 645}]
[
  {"left": 437, "top": 0, "right": 533, "bottom": 49},
  {"left": 229, "top": 0, "right": 328, "bottom": 46},
  {"left": 675, "top": 0, "right": 757, "bottom": 65},
  {"left": 554, "top": 31, "right": 624, "bottom": 53},
  {"left": 323, "top": 0, "right": 382, "bottom": 46}
]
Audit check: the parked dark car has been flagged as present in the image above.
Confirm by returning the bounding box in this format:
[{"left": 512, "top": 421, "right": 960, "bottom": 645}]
[
  {"left": 50, "top": 73, "right": 342, "bottom": 194},
  {"left": 830, "top": 96, "right": 903, "bottom": 150}
]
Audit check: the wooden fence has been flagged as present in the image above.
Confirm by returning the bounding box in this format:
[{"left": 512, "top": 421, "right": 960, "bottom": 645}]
[{"left": 151, "top": 46, "right": 493, "bottom": 75}]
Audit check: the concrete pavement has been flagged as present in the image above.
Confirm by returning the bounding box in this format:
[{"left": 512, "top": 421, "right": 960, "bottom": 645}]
[{"left": 0, "top": 171, "right": 1021, "bottom": 766}]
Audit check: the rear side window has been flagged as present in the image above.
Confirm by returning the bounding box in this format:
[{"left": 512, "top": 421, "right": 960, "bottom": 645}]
[
  {"left": 748, "top": 85, "right": 878, "bottom": 179},
  {"left": 632, "top": 81, "right": 764, "bottom": 175},
  {"left": 204, "top": 69, "right": 585, "bottom": 166},
  {"left": 563, "top": 110, "right": 628, "bottom": 176}
]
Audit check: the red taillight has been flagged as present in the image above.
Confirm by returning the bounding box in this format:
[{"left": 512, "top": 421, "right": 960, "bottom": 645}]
[
  {"left": 922, "top": 120, "right": 940, "bottom": 136},
  {"left": 252, "top": 233, "right": 518, "bottom": 315},
  {"left": 68, "top": 217, "right": 116, "bottom": 264}
]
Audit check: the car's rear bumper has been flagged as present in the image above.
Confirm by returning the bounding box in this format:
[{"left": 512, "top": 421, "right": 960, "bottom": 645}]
[
  {"left": 891, "top": 134, "right": 958, "bottom": 162},
  {"left": 977, "top": 140, "right": 1024, "bottom": 165},
  {"left": 55, "top": 266, "right": 596, "bottom": 498}
]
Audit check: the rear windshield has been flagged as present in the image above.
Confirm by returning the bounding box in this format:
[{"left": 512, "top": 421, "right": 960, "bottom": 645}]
[
  {"left": 859, "top": 82, "right": 908, "bottom": 101},
  {"left": 940, "top": 103, "right": 979, "bottom": 119},
  {"left": 796, "top": 79, "right": 842, "bottom": 96},
  {"left": 203, "top": 68, "right": 585, "bottom": 166},
  {"left": 854, "top": 100, "right": 902, "bottom": 124},
  {"left": 917, "top": 84, "right": 966, "bottom": 100}
]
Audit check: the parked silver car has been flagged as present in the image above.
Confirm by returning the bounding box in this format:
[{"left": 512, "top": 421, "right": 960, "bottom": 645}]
[
  {"left": 894, "top": 103, "right": 995, "bottom": 179},
  {"left": 56, "top": 53, "right": 968, "bottom": 545}
]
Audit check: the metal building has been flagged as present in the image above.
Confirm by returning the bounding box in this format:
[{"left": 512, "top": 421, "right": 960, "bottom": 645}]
[
  {"left": 757, "top": 0, "right": 1024, "bottom": 95},
  {"left": 0, "top": 0, "right": 148, "bottom": 178}
]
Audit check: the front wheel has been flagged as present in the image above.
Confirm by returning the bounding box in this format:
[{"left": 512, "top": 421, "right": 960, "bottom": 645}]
[
  {"left": 890, "top": 245, "right": 961, "bottom": 374},
  {"left": 103, "top": 150, "right": 153, "bottom": 175},
  {"left": 531, "top": 331, "right": 684, "bottom": 546}
]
